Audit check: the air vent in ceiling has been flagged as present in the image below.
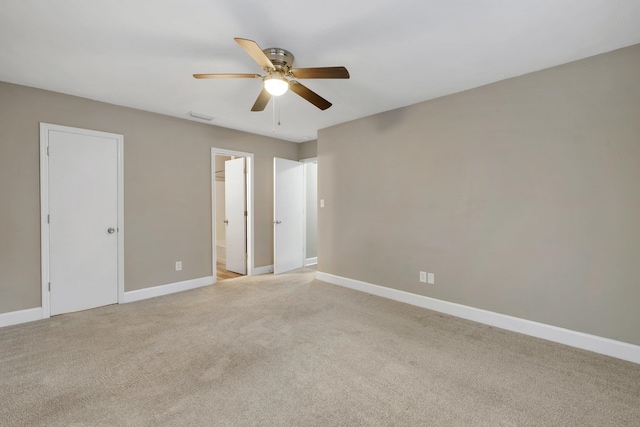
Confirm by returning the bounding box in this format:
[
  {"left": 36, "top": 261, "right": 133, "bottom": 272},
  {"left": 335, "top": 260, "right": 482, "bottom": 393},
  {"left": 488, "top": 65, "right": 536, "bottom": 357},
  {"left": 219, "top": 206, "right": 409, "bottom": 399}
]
[{"left": 187, "top": 111, "right": 214, "bottom": 121}]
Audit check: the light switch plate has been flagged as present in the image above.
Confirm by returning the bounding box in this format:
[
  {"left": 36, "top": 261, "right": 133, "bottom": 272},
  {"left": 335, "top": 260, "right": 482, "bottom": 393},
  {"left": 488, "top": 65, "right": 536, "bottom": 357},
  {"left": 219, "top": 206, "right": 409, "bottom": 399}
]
[
  {"left": 427, "top": 273, "right": 435, "bottom": 285},
  {"left": 320, "top": 199, "right": 325, "bottom": 208},
  {"left": 175, "top": 261, "right": 182, "bottom": 271}
]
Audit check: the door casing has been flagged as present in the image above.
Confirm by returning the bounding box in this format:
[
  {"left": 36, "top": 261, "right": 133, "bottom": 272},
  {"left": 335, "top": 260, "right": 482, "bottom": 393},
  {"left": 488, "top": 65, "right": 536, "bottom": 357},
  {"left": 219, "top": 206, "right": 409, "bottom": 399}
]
[
  {"left": 39, "top": 123, "right": 124, "bottom": 318},
  {"left": 211, "top": 148, "right": 254, "bottom": 281}
]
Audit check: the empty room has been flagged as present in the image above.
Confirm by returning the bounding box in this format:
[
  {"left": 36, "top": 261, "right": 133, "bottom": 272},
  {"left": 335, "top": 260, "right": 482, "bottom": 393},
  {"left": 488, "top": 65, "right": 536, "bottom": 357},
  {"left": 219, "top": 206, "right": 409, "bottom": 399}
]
[{"left": 1, "top": 1, "right": 640, "bottom": 425}]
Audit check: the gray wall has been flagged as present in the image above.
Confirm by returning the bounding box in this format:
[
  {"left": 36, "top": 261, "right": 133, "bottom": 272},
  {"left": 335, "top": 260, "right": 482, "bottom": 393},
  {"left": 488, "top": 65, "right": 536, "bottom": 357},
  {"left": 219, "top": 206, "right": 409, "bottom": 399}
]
[
  {"left": 0, "top": 82, "right": 298, "bottom": 314},
  {"left": 318, "top": 44, "right": 640, "bottom": 346}
]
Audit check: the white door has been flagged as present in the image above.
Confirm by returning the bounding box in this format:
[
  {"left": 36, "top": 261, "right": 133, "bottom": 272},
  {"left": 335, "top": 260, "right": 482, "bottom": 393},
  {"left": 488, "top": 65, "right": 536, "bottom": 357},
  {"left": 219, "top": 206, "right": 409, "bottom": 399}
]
[
  {"left": 225, "top": 157, "right": 247, "bottom": 275},
  {"left": 274, "top": 158, "right": 304, "bottom": 274},
  {"left": 48, "top": 128, "right": 119, "bottom": 315}
]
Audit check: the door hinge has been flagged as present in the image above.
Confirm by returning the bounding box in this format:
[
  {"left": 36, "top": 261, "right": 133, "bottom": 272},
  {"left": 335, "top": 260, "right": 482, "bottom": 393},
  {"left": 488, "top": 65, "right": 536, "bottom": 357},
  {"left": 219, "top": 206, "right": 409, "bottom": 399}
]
[
  {"left": 244, "top": 253, "right": 248, "bottom": 260},
  {"left": 47, "top": 214, "right": 50, "bottom": 224},
  {"left": 244, "top": 168, "right": 247, "bottom": 174},
  {"left": 244, "top": 211, "right": 248, "bottom": 216},
  {"left": 46, "top": 146, "right": 49, "bottom": 156},
  {"left": 48, "top": 282, "right": 51, "bottom": 292}
]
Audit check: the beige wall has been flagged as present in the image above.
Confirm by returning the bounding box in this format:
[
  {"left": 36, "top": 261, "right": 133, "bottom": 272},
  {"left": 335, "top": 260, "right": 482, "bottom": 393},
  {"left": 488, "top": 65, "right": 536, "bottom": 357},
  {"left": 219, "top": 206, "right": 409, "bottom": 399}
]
[
  {"left": 318, "top": 44, "right": 640, "bottom": 346},
  {"left": 298, "top": 139, "right": 317, "bottom": 160},
  {"left": 0, "top": 82, "right": 298, "bottom": 314}
]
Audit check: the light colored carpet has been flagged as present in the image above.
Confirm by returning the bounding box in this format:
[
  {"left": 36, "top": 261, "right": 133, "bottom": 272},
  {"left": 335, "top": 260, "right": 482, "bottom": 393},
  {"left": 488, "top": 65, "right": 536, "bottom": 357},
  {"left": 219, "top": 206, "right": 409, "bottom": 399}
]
[{"left": 1, "top": 268, "right": 639, "bottom": 426}]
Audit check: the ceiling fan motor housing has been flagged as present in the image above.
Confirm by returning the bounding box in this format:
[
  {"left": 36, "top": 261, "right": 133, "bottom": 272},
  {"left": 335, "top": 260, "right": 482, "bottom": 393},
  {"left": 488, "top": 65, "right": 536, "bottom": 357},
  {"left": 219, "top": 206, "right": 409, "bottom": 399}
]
[{"left": 263, "top": 48, "right": 295, "bottom": 73}]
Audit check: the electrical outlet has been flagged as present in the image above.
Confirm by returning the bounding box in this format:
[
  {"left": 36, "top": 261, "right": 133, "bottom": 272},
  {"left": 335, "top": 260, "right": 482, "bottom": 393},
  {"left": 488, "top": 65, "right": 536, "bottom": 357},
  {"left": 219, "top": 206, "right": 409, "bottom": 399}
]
[
  {"left": 427, "top": 273, "right": 435, "bottom": 285},
  {"left": 419, "top": 271, "right": 427, "bottom": 283},
  {"left": 175, "top": 261, "right": 182, "bottom": 271}
]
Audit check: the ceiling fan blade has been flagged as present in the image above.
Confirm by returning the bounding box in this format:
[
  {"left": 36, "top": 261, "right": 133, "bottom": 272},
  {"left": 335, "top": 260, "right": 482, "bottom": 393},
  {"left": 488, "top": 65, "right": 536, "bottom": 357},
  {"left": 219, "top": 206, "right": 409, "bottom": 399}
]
[
  {"left": 234, "top": 38, "right": 276, "bottom": 71},
  {"left": 251, "top": 88, "right": 272, "bottom": 112},
  {"left": 290, "top": 66, "right": 350, "bottom": 79},
  {"left": 193, "top": 73, "right": 261, "bottom": 79},
  {"left": 289, "top": 82, "right": 332, "bottom": 110}
]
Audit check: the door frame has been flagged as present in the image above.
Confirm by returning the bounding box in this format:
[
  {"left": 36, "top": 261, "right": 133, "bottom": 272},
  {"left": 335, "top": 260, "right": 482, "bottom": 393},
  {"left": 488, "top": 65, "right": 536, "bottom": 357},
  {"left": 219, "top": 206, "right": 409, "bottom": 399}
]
[
  {"left": 39, "top": 123, "right": 125, "bottom": 319},
  {"left": 211, "top": 148, "right": 254, "bottom": 281}
]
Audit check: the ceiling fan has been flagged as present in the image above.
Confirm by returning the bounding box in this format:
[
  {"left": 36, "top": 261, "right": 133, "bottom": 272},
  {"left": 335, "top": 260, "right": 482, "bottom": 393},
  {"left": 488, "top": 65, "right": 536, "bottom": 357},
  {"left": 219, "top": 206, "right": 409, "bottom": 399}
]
[{"left": 194, "top": 38, "right": 350, "bottom": 111}]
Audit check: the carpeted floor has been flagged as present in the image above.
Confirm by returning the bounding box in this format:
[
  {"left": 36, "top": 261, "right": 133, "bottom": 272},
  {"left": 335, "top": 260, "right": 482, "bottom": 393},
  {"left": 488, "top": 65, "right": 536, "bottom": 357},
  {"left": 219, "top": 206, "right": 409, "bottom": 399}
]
[{"left": 1, "top": 268, "right": 639, "bottom": 426}]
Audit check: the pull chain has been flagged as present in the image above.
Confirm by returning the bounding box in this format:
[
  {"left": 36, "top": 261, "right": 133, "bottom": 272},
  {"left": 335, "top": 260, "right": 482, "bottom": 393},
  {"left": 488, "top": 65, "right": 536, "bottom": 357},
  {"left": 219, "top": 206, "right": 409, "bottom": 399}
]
[
  {"left": 272, "top": 96, "right": 282, "bottom": 132},
  {"left": 272, "top": 95, "right": 276, "bottom": 132},
  {"left": 277, "top": 99, "right": 281, "bottom": 126}
]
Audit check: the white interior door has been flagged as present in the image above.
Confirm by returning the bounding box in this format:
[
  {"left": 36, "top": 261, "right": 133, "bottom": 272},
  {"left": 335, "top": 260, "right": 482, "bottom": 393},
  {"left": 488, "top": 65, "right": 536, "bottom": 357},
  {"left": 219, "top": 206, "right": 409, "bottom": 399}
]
[
  {"left": 48, "top": 129, "right": 119, "bottom": 315},
  {"left": 225, "top": 157, "right": 247, "bottom": 275},
  {"left": 274, "top": 158, "right": 304, "bottom": 274}
]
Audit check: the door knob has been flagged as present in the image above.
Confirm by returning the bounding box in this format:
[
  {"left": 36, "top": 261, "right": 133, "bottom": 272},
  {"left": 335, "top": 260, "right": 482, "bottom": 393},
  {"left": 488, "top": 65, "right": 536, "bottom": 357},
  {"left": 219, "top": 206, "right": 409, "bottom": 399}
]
[
  {"left": 224, "top": 219, "right": 229, "bottom": 224},
  {"left": 273, "top": 220, "right": 282, "bottom": 224},
  {"left": 107, "top": 227, "right": 116, "bottom": 234}
]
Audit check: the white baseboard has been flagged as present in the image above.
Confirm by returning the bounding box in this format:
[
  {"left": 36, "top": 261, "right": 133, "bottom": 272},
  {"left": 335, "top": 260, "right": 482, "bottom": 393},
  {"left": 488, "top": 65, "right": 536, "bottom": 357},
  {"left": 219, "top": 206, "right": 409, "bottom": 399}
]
[
  {"left": 305, "top": 257, "right": 318, "bottom": 266},
  {"left": 252, "top": 265, "right": 274, "bottom": 276},
  {"left": 0, "top": 307, "right": 44, "bottom": 328},
  {"left": 122, "top": 276, "right": 214, "bottom": 303},
  {"left": 316, "top": 272, "right": 640, "bottom": 365}
]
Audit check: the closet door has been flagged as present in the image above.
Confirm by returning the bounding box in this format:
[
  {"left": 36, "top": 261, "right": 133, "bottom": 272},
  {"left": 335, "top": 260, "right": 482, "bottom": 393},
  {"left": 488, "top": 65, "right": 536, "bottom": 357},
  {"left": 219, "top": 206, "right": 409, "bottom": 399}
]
[{"left": 273, "top": 157, "right": 304, "bottom": 274}]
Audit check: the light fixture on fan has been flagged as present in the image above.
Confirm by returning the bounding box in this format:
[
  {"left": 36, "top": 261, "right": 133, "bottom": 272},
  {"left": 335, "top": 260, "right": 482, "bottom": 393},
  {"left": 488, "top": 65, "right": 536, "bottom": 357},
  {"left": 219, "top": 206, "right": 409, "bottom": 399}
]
[{"left": 263, "top": 72, "right": 289, "bottom": 96}]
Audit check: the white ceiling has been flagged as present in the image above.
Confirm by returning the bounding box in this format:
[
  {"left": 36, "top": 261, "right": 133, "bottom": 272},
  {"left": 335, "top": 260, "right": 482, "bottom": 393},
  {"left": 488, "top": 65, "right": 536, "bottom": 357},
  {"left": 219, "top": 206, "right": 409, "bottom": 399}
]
[{"left": 1, "top": 1, "right": 639, "bottom": 142}]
